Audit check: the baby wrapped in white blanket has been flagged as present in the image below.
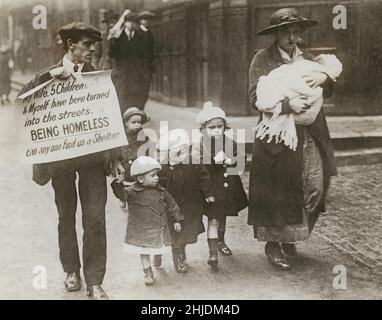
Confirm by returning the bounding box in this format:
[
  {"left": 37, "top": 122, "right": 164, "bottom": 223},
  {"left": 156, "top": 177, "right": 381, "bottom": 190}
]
[{"left": 255, "top": 54, "right": 342, "bottom": 151}]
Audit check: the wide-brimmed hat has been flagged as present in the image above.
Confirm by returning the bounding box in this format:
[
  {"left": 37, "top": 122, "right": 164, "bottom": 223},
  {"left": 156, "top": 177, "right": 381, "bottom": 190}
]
[
  {"left": 257, "top": 8, "right": 317, "bottom": 36},
  {"left": 130, "top": 156, "right": 161, "bottom": 176},
  {"left": 122, "top": 107, "right": 149, "bottom": 123}
]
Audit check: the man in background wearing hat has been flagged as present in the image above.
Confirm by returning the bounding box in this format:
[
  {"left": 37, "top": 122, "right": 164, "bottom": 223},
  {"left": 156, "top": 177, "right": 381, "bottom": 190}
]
[
  {"left": 19, "top": 22, "right": 122, "bottom": 299},
  {"left": 92, "top": 10, "right": 119, "bottom": 70},
  {"left": 109, "top": 11, "right": 155, "bottom": 113},
  {"left": 247, "top": 8, "right": 337, "bottom": 270},
  {"left": 0, "top": 44, "right": 12, "bottom": 105},
  {"left": 138, "top": 10, "right": 156, "bottom": 108}
]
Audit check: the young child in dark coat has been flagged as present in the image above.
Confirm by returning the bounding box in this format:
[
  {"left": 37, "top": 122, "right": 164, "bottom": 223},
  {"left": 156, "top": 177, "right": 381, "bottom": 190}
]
[
  {"left": 196, "top": 102, "right": 248, "bottom": 268},
  {"left": 157, "top": 129, "right": 215, "bottom": 273},
  {"left": 117, "top": 107, "right": 152, "bottom": 209},
  {"left": 111, "top": 156, "right": 184, "bottom": 285}
]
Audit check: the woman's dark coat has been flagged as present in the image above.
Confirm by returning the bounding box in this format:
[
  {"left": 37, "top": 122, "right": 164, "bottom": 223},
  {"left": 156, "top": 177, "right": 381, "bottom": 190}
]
[{"left": 247, "top": 44, "right": 337, "bottom": 230}]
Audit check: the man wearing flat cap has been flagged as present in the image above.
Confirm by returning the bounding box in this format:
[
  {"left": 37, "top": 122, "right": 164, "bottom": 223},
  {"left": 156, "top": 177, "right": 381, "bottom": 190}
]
[
  {"left": 19, "top": 21, "right": 122, "bottom": 300},
  {"left": 109, "top": 11, "right": 155, "bottom": 113},
  {"left": 247, "top": 8, "right": 337, "bottom": 270}
]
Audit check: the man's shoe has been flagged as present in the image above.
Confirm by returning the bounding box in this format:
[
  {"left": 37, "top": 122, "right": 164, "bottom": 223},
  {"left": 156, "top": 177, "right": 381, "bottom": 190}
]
[
  {"left": 64, "top": 272, "right": 81, "bottom": 292},
  {"left": 86, "top": 285, "right": 109, "bottom": 300},
  {"left": 207, "top": 254, "right": 218, "bottom": 268},
  {"left": 218, "top": 241, "right": 232, "bottom": 256},
  {"left": 153, "top": 255, "right": 162, "bottom": 268},
  {"left": 281, "top": 243, "right": 298, "bottom": 257}
]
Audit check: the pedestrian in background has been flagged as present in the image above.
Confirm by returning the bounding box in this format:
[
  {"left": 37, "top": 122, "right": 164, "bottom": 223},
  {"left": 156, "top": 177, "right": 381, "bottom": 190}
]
[
  {"left": 247, "top": 8, "right": 338, "bottom": 270},
  {"left": 138, "top": 10, "right": 156, "bottom": 108},
  {"left": 93, "top": 10, "right": 119, "bottom": 70},
  {"left": 109, "top": 11, "right": 155, "bottom": 113},
  {"left": 0, "top": 45, "right": 12, "bottom": 105}
]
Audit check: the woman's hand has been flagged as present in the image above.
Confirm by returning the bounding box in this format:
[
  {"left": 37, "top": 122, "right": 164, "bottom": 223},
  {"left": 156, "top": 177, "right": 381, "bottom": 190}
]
[
  {"left": 288, "top": 96, "right": 311, "bottom": 114},
  {"left": 303, "top": 71, "right": 328, "bottom": 88},
  {"left": 206, "top": 196, "right": 215, "bottom": 203},
  {"left": 174, "top": 222, "right": 181, "bottom": 233}
]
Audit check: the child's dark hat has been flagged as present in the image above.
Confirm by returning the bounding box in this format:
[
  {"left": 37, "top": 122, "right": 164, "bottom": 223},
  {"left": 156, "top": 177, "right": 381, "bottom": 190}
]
[{"left": 122, "top": 107, "right": 150, "bottom": 124}]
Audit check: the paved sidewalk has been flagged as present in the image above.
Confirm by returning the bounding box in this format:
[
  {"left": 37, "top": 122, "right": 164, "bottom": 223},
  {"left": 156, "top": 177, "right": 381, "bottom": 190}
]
[{"left": 12, "top": 71, "right": 382, "bottom": 144}]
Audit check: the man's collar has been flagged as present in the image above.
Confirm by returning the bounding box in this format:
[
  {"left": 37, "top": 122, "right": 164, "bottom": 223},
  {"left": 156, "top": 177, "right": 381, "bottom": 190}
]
[
  {"left": 62, "top": 54, "right": 84, "bottom": 74},
  {"left": 277, "top": 45, "right": 304, "bottom": 63},
  {"left": 124, "top": 28, "right": 135, "bottom": 39},
  {"left": 140, "top": 25, "right": 148, "bottom": 32}
]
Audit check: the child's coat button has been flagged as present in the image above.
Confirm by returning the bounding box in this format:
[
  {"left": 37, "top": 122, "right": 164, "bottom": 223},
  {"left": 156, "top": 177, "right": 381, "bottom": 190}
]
[{"left": 224, "top": 183, "right": 229, "bottom": 188}]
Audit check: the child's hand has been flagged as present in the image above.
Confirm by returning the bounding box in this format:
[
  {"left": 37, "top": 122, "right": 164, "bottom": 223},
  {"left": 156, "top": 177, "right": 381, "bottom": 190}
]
[
  {"left": 174, "top": 222, "right": 181, "bottom": 233},
  {"left": 206, "top": 196, "right": 215, "bottom": 203},
  {"left": 111, "top": 160, "right": 125, "bottom": 178},
  {"left": 213, "top": 151, "right": 226, "bottom": 164},
  {"left": 224, "top": 158, "right": 236, "bottom": 166}
]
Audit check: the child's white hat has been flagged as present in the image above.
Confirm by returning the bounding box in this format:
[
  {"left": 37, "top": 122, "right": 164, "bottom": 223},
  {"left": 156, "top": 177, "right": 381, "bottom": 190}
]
[
  {"left": 130, "top": 156, "right": 161, "bottom": 176},
  {"left": 196, "top": 101, "right": 226, "bottom": 127},
  {"left": 156, "top": 128, "right": 190, "bottom": 151}
]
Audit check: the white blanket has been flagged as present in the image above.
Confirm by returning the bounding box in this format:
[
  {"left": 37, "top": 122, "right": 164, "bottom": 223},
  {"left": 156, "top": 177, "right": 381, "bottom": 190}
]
[{"left": 255, "top": 54, "right": 342, "bottom": 151}]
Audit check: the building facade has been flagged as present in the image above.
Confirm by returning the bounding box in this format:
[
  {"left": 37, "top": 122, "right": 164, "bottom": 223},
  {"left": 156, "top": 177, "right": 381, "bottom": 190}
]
[
  {"left": 150, "top": 0, "right": 382, "bottom": 116},
  {"left": 1, "top": 0, "right": 381, "bottom": 116}
]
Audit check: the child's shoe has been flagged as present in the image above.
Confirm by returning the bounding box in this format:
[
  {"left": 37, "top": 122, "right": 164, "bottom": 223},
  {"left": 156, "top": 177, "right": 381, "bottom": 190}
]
[
  {"left": 143, "top": 267, "right": 155, "bottom": 285},
  {"left": 218, "top": 241, "right": 232, "bottom": 256},
  {"left": 153, "top": 255, "right": 162, "bottom": 268},
  {"left": 173, "top": 256, "right": 188, "bottom": 273},
  {"left": 207, "top": 254, "right": 218, "bottom": 268}
]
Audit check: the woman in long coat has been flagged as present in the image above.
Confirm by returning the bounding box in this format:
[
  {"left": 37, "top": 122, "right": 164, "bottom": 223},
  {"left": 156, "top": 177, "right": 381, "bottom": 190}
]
[{"left": 247, "top": 8, "right": 337, "bottom": 270}]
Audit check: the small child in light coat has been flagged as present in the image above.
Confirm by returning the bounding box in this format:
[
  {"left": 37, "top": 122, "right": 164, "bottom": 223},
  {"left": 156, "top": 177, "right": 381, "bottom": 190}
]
[{"left": 111, "top": 156, "right": 184, "bottom": 285}]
